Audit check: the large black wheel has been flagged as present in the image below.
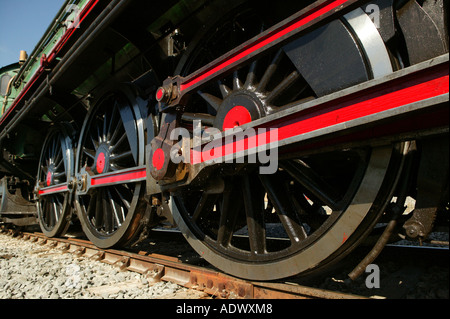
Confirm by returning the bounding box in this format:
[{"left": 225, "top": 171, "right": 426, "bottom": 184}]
[
  {"left": 74, "top": 87, "right": 146, "bottom": 248},
  {"left": 174, "top": 145, "right": 404, "bottom": 280},
  {"left": 170, "top": 2, "right": 410, "bottom": 280},
  {"left": 36, "top": 124, "right": 74, "bottom": 237}
]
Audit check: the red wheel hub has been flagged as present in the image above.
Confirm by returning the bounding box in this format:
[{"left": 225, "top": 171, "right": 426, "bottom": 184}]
[
  {"left": 46, "top": 170, "right": 52, "bottom": 186},
  {"left": 222, "top": 105, "right": 252, "bottom": 130},
  {"left": 96, "top": 152, "right": 106, "bottom": 174}
]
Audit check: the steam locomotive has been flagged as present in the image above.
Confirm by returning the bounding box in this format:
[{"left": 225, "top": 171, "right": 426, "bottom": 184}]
[{"left": 1, "top": 0, "right": 448, "bottom": 281}]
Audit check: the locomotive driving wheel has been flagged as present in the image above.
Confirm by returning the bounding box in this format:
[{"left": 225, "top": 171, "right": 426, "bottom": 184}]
[
  {"left": 170, "top": 2, "right": 409, "bottom": 280},
  {"left": 174, "top": 145, "right": 404, "bottom": 280},
  {"left": 74, "top": 87, "right": 146, "bottom": 248},
  {"left": 36, "top": 125, "right": 74, "bottom": 237}
]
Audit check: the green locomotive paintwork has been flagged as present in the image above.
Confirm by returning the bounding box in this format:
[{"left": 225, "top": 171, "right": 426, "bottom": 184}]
[
  {"left": 0, "top": 0, "right": 91, "bottom": 118},
  {"left": 0, "top": 63, "right": 20, "bottom": 115}
]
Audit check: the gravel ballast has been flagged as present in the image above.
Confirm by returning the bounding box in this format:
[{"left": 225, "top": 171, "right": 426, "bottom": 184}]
[
  {"left": 0, "top": 233, "right": 206, "bottom": 299},
  {"left": 1, "top": 230, "right": 448, "bottom": 299}
]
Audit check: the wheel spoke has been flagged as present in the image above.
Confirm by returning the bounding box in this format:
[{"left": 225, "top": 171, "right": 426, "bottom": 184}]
[
  {"left": 107, "top": 188, "right": 123, "bottom": 227},
  {"left": 111, "top": 186, "right": 126, "bottom": 224},
  {"left": 259, "top": 174, "right": 307, "bottom": 244},
  {"left": 54, "top": 156, "right": 64, "bottom": 170},
  {"left": 94, "top": 191, "right": 103, "bottom": 229},
  {"left": 45, "top": 199, "right": 53, "bottom": 227},
  {"left": 83, "top": 148, "right": 96, "bottom": 160},
  {"left": 233, "top": 71, "right": 242, "bottom": 91},
  {"left": 218, "top": 81, "right": 232, "bottom": 99},
  {"left": 106, "top": 103, "right": 119, "bottom": 143},
  {"left": 265, "top": 70, "right": 300, "bottom": 104},
  {"left": 40, "top": 164, "right": 48, "bottom": 177},
  {"left": 197, "top": 91, "right": 222, "bottom": 112},
  {"left": 110, "top": 150, "right": 133, "bottom": 162},
  {"left": 110, "top": 134, "right": 127, "bottom": 153},
  {"left": 281, "top": 159, "right": 341, "bottom": 210},
  {"left": 192, "top": 192, "right": 218, "bottom": 222},
  {"left": 90, "top": 132, "right": 99, "bottom": 151},
  {"left": 103, "top": 108, "right": 109, "bottom": 143},
  {"left": 217, "top": 182, "right": 242, "bottom": 248},
  {"left": 291, "top": 194, "right": 329, "bottom": 232},
  {"left": 244, "top": 60, "right": 258, "bottom": 89},
  {"left": 52, "top": 196, "right": 60, "bottom": 223},
  {"left": 53, "top": 144, "right": 62, "bottom": 166},
  {"left": 51, "top": 137, "right": 58, "bottom": 161},
  {"left": 47, "top": 142, "right": 52, "bottom": 164},
  {"left": 102, "top": 189, "right": 113, "bottom": 233},
  {"left": 41, "top": 201, "right": 48, "bottom": 226},
  {"left": 109, "top": 116, "right": 123, "bottom": 145},
  {"left": 257, "top": 49, "right": 283, "bottom": 92},
  {"left": 96, "top": 122, "right": 103, "bottom": 143},
  {"left": 114, "top": 184, "right": 132, "bottom": 210},
  {"left": 242, "top": 175, "right": 266, "bottom": 254},
  {"left": 53, "top": 171, "right": 66, "bottom": 179},
  {"left": 43, "top": 199, "right": 50, "bottom": 227}
]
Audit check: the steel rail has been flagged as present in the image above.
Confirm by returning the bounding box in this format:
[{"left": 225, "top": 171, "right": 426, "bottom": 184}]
[{"left": 5, "top": 230, "right": 367, "bottom": 299}]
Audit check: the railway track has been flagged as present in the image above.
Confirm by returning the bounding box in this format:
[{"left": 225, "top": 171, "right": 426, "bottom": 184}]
[
  {"left": 1, "top": 226, "right": 447, "bottom": 299},
  {"left": 0, "top": 227, "right": 367, "bottom": 299}
]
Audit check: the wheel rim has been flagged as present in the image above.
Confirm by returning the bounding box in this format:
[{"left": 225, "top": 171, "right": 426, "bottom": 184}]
[
  {"left": 74, "top": 89, "right": 145, "bottom": 248},
  {"left": 37, "top": 126, "right": 73, "bottom": 237},
  {"left": 171, "top": 5, "right": 402, "bottom": 280}
]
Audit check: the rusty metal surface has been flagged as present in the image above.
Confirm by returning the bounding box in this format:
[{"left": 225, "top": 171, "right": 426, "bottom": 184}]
[
  {"left": 252, "top": 282, "right": 366, "bottom": 299},
  {"left": 7, "top": 230, "right": 368, "bottom": 299}
]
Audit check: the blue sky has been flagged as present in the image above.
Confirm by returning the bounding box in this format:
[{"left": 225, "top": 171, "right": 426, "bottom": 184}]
[{"left": 0, "top": 0, "right": 66, "bottom": 68}]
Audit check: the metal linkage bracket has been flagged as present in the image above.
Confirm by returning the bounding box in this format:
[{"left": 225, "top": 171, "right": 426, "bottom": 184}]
[{"left": 403, "top": 136, "right": 449, "bottom": 241}]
